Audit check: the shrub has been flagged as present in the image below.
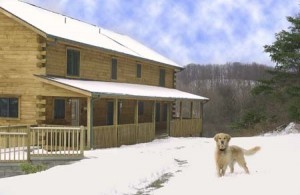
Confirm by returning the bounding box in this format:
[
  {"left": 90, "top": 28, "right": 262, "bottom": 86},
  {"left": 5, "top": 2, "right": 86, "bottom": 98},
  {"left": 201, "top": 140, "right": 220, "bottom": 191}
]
[{"left": 20, "top": 163, "right": 47, "bottom": 174}]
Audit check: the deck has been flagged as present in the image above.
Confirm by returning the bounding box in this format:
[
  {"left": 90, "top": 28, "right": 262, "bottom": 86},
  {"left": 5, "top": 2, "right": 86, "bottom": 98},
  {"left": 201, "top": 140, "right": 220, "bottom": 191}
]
[{"left": 0, "top": 118, "right": 201, "bottom": 162}]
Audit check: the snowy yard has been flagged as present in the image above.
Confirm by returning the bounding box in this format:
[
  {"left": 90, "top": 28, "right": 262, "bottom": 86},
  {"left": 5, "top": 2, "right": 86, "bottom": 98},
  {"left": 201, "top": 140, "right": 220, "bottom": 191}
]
[{"left": 0, "top": 123, "right": 299, "bottom": 195}]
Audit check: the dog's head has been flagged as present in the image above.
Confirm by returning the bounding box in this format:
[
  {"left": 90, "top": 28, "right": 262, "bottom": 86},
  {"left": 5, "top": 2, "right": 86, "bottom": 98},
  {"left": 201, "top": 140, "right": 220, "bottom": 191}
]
[{"left": 214, "top": 133, "right": 231, "bottom": 151}]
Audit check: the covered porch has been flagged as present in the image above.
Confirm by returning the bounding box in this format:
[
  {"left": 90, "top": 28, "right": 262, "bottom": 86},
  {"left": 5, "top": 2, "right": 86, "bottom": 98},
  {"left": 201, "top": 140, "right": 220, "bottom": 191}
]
[{"left": 37, "top": 76, "right": 208, "bottom": 149}]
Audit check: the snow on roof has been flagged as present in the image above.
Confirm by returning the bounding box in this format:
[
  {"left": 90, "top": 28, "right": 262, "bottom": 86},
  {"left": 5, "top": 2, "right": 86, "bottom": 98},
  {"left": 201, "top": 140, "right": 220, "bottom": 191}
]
[
  {"left": 0, "top": 0, "right": 182, "bottom": 68},
  {"left": 41, "top": 76, "right": 208, "bottom": 101}
]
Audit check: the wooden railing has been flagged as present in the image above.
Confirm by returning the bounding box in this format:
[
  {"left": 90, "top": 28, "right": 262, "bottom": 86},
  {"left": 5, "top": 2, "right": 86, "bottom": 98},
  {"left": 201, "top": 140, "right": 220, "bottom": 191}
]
[
  {"left": 0, "top": 125, "right": 28, "bottom": 133},
  {"left": 170, "top": 119, "right": 202, "bottom": 137},
  {"left": 93, "top": 125, "right": 117, "bottom": 148},
  {"left": 118, "top": 124, "right": 137, "bottom": 146},
  {"left": 93, "top": 122, "right": 155, "bottom": 149},
  {"left": 0, "top": 132, "right": 29, "bottom": 162},
  {"left": 0, "top": 118, "right": 201, "bottom": 160},
  {"left": 0, "top": 125, "right": 85, "bottom": 162},
  {"left": 30, "top": 126, "right": 85, "bottom": 159},
  {"left": 137, "top": 123, "right": 155, "bottom": 143}
]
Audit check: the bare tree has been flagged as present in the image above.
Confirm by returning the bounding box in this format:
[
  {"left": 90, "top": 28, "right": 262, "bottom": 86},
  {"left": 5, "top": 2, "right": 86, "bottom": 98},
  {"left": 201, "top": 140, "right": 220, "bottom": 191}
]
[{"left": 177, "top": 63, "right": 271, "bottom": 137}]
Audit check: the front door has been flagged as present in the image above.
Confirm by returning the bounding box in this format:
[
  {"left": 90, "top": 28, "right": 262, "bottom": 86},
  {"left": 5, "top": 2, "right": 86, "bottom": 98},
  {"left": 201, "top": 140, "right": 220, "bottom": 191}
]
[{"left": 71, "top": 99, "right": 80, "bottom": 126}]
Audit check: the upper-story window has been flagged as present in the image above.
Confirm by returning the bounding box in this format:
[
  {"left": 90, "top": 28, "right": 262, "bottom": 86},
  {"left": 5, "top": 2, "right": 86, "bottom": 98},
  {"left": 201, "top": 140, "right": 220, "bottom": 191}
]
[
  {"left": 0, "top": 97, "right": 19, "bottom": 118},
  {"left": 111, "top": 58, "right": 117, "bottom": 80},
  {"left": 136, "top": 64, "right": 142, "bottom": 78},
  {"left": 159, "top": 69, "right": 166, "bottom": 87},
  {"left": 67, "top": 49, "right": 80, "bottom": 76}
]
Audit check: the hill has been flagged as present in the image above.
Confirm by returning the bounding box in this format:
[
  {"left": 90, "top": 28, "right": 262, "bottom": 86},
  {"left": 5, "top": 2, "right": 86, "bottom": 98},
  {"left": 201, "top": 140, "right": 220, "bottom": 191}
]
[{"left": 176, "top": 62, "right": 272, "bottom": 136}]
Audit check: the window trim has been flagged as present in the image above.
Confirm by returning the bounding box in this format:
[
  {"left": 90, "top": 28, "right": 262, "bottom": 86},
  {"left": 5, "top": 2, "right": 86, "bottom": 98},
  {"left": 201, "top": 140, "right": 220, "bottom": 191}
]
[
  {"left": 66, "top": 48, "right": 81, "bottom": 77},
  {"left": 0, "top": 96, "right": 20, "bottom": 119}
]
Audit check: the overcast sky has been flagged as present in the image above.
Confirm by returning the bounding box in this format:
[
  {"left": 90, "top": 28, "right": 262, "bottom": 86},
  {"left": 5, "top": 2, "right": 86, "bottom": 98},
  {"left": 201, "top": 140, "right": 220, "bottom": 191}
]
[{"left": 25, "top": 0, "right": 298, "bottom": 66}]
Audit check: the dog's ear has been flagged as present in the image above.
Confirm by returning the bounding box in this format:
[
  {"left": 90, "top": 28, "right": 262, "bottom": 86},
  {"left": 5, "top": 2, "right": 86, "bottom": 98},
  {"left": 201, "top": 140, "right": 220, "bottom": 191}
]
[
  {"left": 214, "top": 134, "right": 219, "bottom": 142},
  {"left": 226, "top": 134, "right": 231, "bottom": 142}
]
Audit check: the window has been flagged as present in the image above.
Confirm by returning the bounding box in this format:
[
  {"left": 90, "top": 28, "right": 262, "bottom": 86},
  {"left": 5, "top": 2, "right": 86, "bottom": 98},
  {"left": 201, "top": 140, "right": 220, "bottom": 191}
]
[
  {"left": 111, "top": 58, "right": 117, "bottom": 80},
  {"left": 136, "top": 64, "right": 141, "bottom": 78},
  {"left": 138, "top": 101, "right": 144, "bottom": 115},
  {"left": 0, "top": 97, "right": 19, "bottom": 118},
  {"left": 159, "top": 69, "right": 165, "bottom": 87},
  {"left": 67, "top": 49, "right": 80, "bottom": 76},
  {"left": 54, "top": 99, "right": 65, "bottom": 119}
]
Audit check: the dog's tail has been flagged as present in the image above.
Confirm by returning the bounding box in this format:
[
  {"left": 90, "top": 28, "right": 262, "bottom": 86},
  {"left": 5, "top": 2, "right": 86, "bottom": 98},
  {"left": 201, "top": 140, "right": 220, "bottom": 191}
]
[{"left": 243, "top": 146, "right": 261, "bottom": 156}]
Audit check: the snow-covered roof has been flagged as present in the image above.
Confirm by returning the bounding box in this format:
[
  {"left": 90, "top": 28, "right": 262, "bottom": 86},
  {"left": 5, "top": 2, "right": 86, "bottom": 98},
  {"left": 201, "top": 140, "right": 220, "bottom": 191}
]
[
  {"left": 39, "top": 76, "right": 208, "bottom": 101},
  {"left": 0, "top": 0, "right": 181, "bottom": 68}
]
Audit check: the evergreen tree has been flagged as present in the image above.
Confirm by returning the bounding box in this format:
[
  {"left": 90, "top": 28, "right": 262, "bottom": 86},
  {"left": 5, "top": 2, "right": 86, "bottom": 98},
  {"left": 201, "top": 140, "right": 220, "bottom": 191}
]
[{"left": 253, "top": 14, "right": 300, "bottom": 121}]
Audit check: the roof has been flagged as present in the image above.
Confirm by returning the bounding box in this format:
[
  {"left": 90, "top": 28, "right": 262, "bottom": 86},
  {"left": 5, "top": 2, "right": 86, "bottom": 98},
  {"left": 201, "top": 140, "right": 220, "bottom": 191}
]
[
  {"left": 37, "top": 76, "right": 209, "bottom": 101},
  {"left": 0, "top": 0, "right": 182, "bottom": 69}
]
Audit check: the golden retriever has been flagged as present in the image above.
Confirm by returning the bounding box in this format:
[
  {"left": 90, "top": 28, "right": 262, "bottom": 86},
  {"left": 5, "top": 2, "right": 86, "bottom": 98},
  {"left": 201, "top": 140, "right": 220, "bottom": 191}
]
[{"left": 214, "top": 133, "right": 260, "bottom": 177}]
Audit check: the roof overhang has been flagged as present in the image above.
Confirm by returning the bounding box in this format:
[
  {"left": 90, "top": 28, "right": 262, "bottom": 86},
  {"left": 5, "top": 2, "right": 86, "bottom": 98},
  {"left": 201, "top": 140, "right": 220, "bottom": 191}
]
[{"left": 36, "top": 75, "right": 209, "bottom": 102}]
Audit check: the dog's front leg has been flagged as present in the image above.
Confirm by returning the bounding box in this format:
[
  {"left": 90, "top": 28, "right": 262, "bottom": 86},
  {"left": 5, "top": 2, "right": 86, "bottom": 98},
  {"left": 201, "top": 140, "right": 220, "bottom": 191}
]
[
  {"left": 216, "top": 165, "right": 223, "bottom": 177},
  {"left": 221, "top": 165, "right": 227, "bottom": 176},
  {"left": 217, "top": 165, "right": 227, "bottom": 177}
]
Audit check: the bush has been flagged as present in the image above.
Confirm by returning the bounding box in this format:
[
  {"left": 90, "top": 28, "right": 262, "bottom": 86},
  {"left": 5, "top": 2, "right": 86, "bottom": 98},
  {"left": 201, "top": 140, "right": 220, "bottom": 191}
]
[{"left": 20, "top": 163, "right": 47, "bottom": 174}]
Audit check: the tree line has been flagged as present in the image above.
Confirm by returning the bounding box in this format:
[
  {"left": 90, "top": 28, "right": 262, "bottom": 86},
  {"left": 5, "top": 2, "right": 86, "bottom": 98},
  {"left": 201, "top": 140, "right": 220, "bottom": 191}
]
[
  {"left": 176, "top": 13, "right": 300, "bottom": 137},
  {"left": 176, "top": 63, "right": 272, "bottom": 137}
]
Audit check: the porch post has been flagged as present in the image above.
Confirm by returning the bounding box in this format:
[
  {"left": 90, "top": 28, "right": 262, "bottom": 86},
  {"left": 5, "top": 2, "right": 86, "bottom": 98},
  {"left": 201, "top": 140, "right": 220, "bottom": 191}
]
[
  {"left": 134, "top": 100, "right": 139, "bottom": 143},
  {"left": 152, "top": 100, "right": 156, "bottom": 135},
  {"left": 87, "top": 97, "right": 94, "bottom": 149}
]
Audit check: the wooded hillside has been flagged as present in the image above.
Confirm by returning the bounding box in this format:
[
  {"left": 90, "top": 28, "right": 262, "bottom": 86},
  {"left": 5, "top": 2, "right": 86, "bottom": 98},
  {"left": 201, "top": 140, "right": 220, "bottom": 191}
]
[{"left": 176, "top": 62, "right": 272, "bottom": 137}]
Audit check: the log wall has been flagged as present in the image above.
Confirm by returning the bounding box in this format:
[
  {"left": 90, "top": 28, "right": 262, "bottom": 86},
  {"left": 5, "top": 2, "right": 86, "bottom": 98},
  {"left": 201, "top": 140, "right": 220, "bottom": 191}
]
[{"left": 46, "top": 42, "right": 175, "bottom": 88}]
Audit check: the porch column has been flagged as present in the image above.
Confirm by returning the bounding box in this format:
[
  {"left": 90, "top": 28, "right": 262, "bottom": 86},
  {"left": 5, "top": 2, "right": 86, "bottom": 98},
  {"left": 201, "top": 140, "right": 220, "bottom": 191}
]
[
  {"left": 134, "top": 100, "right": 139, "bottom": 143},
  {"left": 87, "top": 96, "right": 94, "bottom": 149},
  {"left": 152, "top": 101, "right": 156, "bottom": 134}
]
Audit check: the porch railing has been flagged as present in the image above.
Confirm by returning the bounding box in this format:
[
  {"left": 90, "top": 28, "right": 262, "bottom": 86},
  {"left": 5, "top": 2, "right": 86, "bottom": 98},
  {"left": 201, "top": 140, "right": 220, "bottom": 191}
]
[
  {"left": 170, "top": 118, "right": 202, "bottom": 137},
  {"left": 30, "top": 126, "right": 84, "bottom": 159},
  {"left": 0, "top": 126, "right": 85, "bottom": 162},
  {"left": 0, "top": 132, "right": 29, "bottom": 162},
  {"left": 93, "top": 122, "right": 155, "bottom": 149}
]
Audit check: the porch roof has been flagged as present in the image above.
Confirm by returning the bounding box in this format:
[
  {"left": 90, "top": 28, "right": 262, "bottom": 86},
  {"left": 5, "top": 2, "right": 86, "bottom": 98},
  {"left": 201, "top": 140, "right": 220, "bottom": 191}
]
[{"left": 37, "top": 76, "right": 209, "bottom": 101}]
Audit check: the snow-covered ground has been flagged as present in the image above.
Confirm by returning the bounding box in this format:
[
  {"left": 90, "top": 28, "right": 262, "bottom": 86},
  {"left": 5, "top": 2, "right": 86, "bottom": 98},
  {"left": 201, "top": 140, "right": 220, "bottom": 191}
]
[{"left": 0, "top": 123, "right": 299, "bottom": 195}]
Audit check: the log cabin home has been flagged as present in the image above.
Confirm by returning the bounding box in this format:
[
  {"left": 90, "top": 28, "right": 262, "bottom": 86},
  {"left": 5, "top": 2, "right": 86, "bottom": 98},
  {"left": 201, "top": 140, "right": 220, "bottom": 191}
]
[{"left": 0, "top": 0, "right": 208, "bottom": 149}]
